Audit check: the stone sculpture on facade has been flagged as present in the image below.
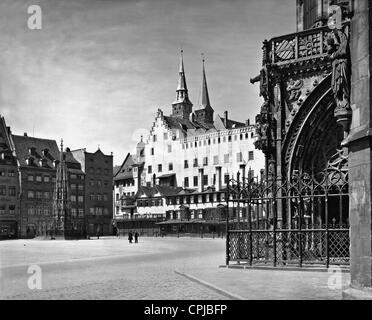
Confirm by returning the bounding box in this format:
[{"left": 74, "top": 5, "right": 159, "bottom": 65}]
[{"left": 327, "top": 4, "right": 352, "bottom": 134}]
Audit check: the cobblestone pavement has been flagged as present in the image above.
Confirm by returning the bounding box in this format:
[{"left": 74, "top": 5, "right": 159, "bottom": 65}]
[{"left": 0, "top": 237, "right": 350, "bottom": 300}]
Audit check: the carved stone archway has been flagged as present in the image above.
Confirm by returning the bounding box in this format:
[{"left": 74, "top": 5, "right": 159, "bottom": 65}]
[{"left": 283, "top": 74, "right": 345, "bottom": 178}]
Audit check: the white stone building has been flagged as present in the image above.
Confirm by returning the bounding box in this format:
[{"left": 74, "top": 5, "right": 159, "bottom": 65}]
[
  {"left": 143, "top": 53, "right": 264, "bottom": 192},
  {"left": 114, "top": 52, "right": 265, "bottom": 235}
]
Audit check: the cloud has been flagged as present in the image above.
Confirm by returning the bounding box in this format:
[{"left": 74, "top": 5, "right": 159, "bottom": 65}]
[{"left": 0, "top": 0, "right": 295, "bottom": 165}]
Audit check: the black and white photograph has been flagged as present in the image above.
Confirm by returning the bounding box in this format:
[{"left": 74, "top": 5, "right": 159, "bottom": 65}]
[{"left": 0, "top": 0, "right": 371, "bottom": 307}]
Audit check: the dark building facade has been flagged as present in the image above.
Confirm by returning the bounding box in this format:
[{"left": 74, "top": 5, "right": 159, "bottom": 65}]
[
  {"left": 71, "top": 148, "right": 113, "bottom": 236},
  {"left": 12, "top": 134, "right": 59, "bottom": 238},
  {"left": 0, "top": 116, "right": 20, "bottom": 239},
  {"left": 63, "top": 148, "right": 86, "bottom": 238}
]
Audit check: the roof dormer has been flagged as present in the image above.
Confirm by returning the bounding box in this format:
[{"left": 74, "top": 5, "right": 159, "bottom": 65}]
[
  {"left": 39, "top": 158, "right": 48, "bottom": 168},
  {"left": 26, "top": 157, "right": 35, "bottom": 166},
  {"left": 28, "top": 147, "right": 36, "bottom": 156}
]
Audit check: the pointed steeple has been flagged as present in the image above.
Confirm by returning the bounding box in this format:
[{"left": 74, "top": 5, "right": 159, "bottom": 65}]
[
  {"left": 194, "top": 54, "right": 214, "bottom": 126},
  {"left": 201, "top": 54, "right": 211, "bottom": 108},
  {"left": 172, "top": 50, "right": 193, "bottom": 119},
  {"left": 175, "top": 50, "right": 190, "bottom": 103}
]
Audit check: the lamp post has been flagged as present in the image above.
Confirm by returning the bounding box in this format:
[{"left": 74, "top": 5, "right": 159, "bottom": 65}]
[{"left": 225, "top": 177, "right": 230, "bottom": 266}]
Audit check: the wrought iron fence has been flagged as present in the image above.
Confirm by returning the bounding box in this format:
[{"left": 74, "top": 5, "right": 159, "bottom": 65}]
[
  {"left": 227, "top": 229, "right": 349, "bottom": 267},
  {"left": 226, "top": 169, "right": 349, "bottom": 268}
]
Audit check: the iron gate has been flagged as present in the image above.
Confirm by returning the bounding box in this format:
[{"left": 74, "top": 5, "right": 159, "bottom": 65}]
[{"left": 226, "top": 169, "right": 349, "bottom": 267}]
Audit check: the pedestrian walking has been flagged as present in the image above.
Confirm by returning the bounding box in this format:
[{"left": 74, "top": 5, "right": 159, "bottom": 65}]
[
  {"left": 134, "top": 231, "right": 139, "bottom": 243},
  {"left": 128, "top": 231, "right": 133, "bottom": 244},
  {"left": 96, "top": 225, "right": 100, "bottom": 239}
]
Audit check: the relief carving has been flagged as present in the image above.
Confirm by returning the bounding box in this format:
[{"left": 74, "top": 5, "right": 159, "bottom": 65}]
[
  {"left": 287, "top": 79, "right": 304, "bottom": 102},
  {"left": 326, "top": 4, "right": 352, "bottom": 134}
]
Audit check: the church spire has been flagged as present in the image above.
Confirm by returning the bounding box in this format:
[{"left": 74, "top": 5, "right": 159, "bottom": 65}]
[
  {"left": 194, "top": 54, "right": 214, "bottom": 126},
  {"left": 201, "top": 54, "right": 211, "bottom": 108},
  {"left": 172, "top": 50, "right": 193, "bottom": 119},
  {"left": 175, "top": 50, "right": 190, "bottom": 103}
]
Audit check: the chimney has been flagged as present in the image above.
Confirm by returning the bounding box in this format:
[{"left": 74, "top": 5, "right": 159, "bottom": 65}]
[
  {"left": 245, "top": 119, "right": 250, "bottom": 126},
  {"left": 224, "top": 111, "right": 228, "bottom": 127}
]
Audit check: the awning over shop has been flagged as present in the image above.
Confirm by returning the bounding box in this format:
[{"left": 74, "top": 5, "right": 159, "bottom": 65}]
[
  {"left": 156, "top": 219, "right": 226, "bottom": 225},
  {"left": 157, "top": 173, "right": 176, "bottom": 179}
]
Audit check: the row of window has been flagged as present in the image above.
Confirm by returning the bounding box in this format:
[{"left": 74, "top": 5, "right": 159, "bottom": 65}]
[
  {"left": 0, "top": 169, "right": 16, "bottom": 177},
  {"left": 27, "top": 174, "right": 85, "bottom": 183},
  {"left": 183, "top": 132, "right": 254, "bottom": 149},
  {"left": 27, "top": 191, "right": 112, "bottom": 201},
  {"left": 147, "top": 152, "right": 255, "bottom": 174},
  {"left": 27, "top": 174, "right": 54, "bottom": 183},
  {"left": 89, "top": 194, "right": 109, "bottom": 201},
  {"left": 150, "top": 145, "right": 172, "bottom": 155},
  {"left": 88, "top": 179, "right": 110, "bottom": 188},
  {"left": 0, "top": 185, "right": 16, "bottom": 196},
  {"left": 88, "top": 207, "right": 111, "bottom": 216},
  {"left": 71, "top": 209, "right": 84, "bottom": 217},
  {"left": 27, "top": 206, "right": 51, "bottom": 216},
  {"left": 151, "top": 131, "right": 253, "bottom": 145},
  {"left": 115, "top": 192, "right": 135, "bottom": 201},
  {"left": 137, "top": 193, "right": 227, "bottom": 207},
  {"left": 27, "top": 191, "right": 52, "bottom": 199},
  {"left": 70, "top": 174, "right": 84, "bottom": 180},
  {"left": 88, "top": 168, "right": 110, "bottom": 176},
  {"left": 0, "top": 205, "right": 16, "bottom": 214},
  {"left": 137, "top": 199, "right": 164, "bottom": 207},
  {"left": 150, "top": 133, "right": 254, "bottom": 156},
  {"left": 184, "top": 171, "right": 254, "bottom": 188},
  {"left": 71, "top": 184, "right": 84, "bottom": 191},
  {"left": 115, "top": 181, "right": 134, "bottom": 188},
  {"left": 70, "top": 195, "right": 84, "bottom": 203},
  {"left": 152, "top": 133, "right": 170, "bottom": 142}
]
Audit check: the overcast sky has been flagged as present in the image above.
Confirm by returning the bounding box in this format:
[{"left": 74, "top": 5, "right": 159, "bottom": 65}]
[{"left": 0, "top": 0, "right": 295, "bottom": 165}]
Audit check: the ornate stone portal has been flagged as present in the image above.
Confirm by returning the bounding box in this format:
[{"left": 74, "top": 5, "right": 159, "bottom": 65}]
[{"left": 251, "top": 4, "right": 351, "bottom": 228}]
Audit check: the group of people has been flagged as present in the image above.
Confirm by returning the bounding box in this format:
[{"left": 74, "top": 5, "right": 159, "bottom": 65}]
[{"left": 128, "top": 231, "right": 139, "bottom": 244}]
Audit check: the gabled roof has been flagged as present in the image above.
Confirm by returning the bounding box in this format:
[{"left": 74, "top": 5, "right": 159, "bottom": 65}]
[
  {"left": 163, "top": 115, "right": 216, "bottom": 132},
  {"left": 113, "top": 165, "right": 121, "bottom": 176},
  {"left": 214, "top": 115, "right": 246, "bottom": 130},
  {"left": 0, "top": 116, "right": 14, "bottom": 152},
  {"left": 64, "top": 150, "right": 85, "bottom": 174},
  {"left": 12, "top": 135, "right": 60, "bottom": 169},
  {"left": 114, "top": 153, "right": 135, "bottom": 181}
]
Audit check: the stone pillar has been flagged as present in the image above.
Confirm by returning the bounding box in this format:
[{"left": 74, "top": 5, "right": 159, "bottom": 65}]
[
  {"left": 274, "top": 77, "right": 283, "bottom": 228},
  {"left": 239, "top": 164, "right": 246, "bottom": 187},
  {"left": 198, "top": 168, "right": 204, "bottom": 193},
  {"left": 343, "top": 0, "right": 372, "bottom": 300},
  {"left": 215, "top": 166, "right": 222, "bottom": 192}
]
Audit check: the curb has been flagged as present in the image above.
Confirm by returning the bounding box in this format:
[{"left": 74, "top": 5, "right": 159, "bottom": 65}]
[
  {"left": 174, "top": 269, "right": 245, "bottom": 300},
  {"left": 219, "top": 264, "right": 350, "bottom": 273}
]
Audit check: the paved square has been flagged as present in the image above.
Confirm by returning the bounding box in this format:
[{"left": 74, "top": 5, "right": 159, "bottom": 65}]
[{"left": 0, "top": 237, "right": 349, "bottom": 299}]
